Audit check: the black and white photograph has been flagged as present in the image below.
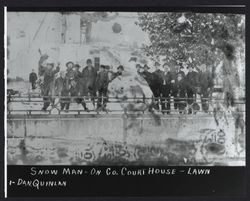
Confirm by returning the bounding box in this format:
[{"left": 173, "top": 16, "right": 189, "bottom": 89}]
[{"left": 6, "top": 10, "right": 245, "bottom": 167}]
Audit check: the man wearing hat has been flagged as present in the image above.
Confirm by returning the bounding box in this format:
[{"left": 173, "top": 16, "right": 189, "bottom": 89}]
[
  {"left": 68, "top": 63, "right": 90, "bottom": 111},
  {"left": 65, "top": 61, "right": 75, "bottom": 81},
  {"left": 81, "top": 59, "right": 97, "bottom": 105},
  {"left": 55, "top": 71, "right": 70, "bottom": 111},
  {"left": 113, "top": 65, "right": 124, "bottom": 78},
  {"left": 105, "top": 65, "right": 111, "bottom": 71},
  {"left": 185, "top": 64, "right": 200, "bottom": 114},
  {"left": 63, "top": 61, "right": 78, "bottom": 109},
  {"left": 153, "top": 61, "right": 163, "bottom": 81},
  {"left": 141, "top": 64, "right": 154, "bottom": 87},
  {"left": 73, "top": 64, "right": 82, "bottom": 86},
  {"left": 95, "top": 65, "right": 109, "bottom": 110},
  {"left": 41, "top": 62, "right": 60, "bottom": 111},
  {"left": 151, "top": 62, "right": 164, "bottom": 110},
  {"left": 174, "top": 73, "right": 187, "bottom": 113},
  {"left": 172, "top": 64, "right": 186, "bottom": 110},
  {"left": 29, "top": 69, "right": 38, "bottom": 90},
  {"left": 175, "top": 64, "right": 186, "bottom": 78},
  {"left": 66, "top": 61, "right": 74, "bottom": 68},
  {"left": 160, "top": 63, "right": 175, "bottom": 114}
]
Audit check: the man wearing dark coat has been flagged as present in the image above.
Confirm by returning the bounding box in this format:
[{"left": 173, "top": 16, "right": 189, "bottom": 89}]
[
  {"left": 141, "top": 64, "right": 154, "bottom": 86},
  {"left": 95, "top": 65, "right": 109, "bottom": 110},
  {"left": 69, "top": 64, "right": 89, "bottom": 111},
  {"left": 73, "top": 64, "right": 82, "bottom": 84},
  {"left": 174, "top": 73, "right": 187, "bottom": 113},
  {"left": 41, "top": 63, "right": 60, "bottom": 111},
  {"left": 55, "top": 71, "right": 70, "bottom": 111},
  {"left": 29, "top": 69, "right": 38, "bottom": 90},
  {"left": 185, "top": 64, "right": 200, "bottom": 114},
  {"left": 172, "top": 64, "right": 186, "bottom": 109},
  {"left": 160, "top": 63, "right": 174, "bottom": 114},
  {"left": 64, "top": 61, "right": 76, "bottom": 110},
  {"left": 65, "top": 61, "right": 75, "bottom": 85},
  {"left": 173, "top": 64, "right": 185, "bottom": 80},
  {"left": 81, "top": 59, "right": 97, "bottom": 96},
  {"left": 151, "top": 62, "right": 164, "bottom": 110},
  {"left": 79, "top": 59, "right": 97, "bottom": 108}
]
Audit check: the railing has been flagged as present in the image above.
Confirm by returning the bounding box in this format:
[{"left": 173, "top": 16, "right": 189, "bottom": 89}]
[{"left": 7, "top": 93, "right": 246, "bottom": 115}]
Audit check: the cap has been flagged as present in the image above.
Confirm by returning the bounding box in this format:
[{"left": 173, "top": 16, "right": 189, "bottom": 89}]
[
  {"left": 86, "top": 59, "right": 92, "bottom": 64},
  {"left": 66, "top": 61, "right": 74, "bottom": 68},
  {"left": 74, "top": 64, "right": 81, "bottom": 68},
  {"left": 177, "top": 73, "right": 183, "bottom": 77},
  {"left": 105, "top": 65, "right": 111, "bottom": 70}
]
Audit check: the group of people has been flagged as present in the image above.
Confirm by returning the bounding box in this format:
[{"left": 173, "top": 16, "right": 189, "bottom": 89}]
[
  {"left": 136, "top": 61, "right": 214, "bottom": 114},
  {"left": 30, "top": 58, "right": 124, "bottom": 112},
  {"left": 29, "top": 56, "right": 214, "bottom": 114}
]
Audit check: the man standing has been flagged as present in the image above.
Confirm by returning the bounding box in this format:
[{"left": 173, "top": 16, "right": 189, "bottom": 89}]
[
  {"left": 141, "top": 64, "right": 153, "bottom": 85},
  {"left": 73, "top": 64, "right": 83, "bottom": 94},
  {"left": 197, "top": 64, "right": 214, "bottom": 112},
  {"left": 161, "top": 63, "right": 174, "bottom": 114},
  {"left": 69, "top": 64, "right": 90, "bottom": 112},
  {"left": 55, "top": 71, "right": 70, "bottom": 111},
  {"left": 152, "top": 62, "right": 164, "bottom": 110},
  {"left": 172, "top": 64, "right": 186, "bottom": 110},
  {"left": 81, "top": 59, "right": 97, "bottom": 106},
  {"left": 65, "top": 61, "right": 75, "bottom": 84},
  {"left": 29, "top": 69, "right": 38, "bottom": 90},
  {"left": 174, "top": 73, "right": 187, "bottom": 113},
  {"left": 185, "top": 64, "right": 199, "bottom": 114},
  {"left": 63, "top": 61, "right": 75, "bottom": 110},
  {"left": 73, "top": 64, "right": 82, "bottom": 83},
  {"left": 95, "top": 65, "right": 109, "bottom": 110},
  {"left": 41, "top": 63, "right": 60, "bottom": 111},
  {"left": 174, "top": 64, "right": 185, "bottom": 78}
]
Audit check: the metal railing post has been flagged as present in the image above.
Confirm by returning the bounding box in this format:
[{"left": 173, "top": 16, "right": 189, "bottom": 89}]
[
  {"left": 159, "top": 96, "right": 162, "bottom": 112},
  {"left": 6, "top": 94, "right": 246, "bottom": 114}
]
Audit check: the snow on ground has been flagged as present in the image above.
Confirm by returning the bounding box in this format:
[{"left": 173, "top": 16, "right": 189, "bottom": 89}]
[
  {"left": 7, "top": 136, "right": 245, "bottom": 165},
  {"left": 7, "top": 12, "right": 150, "bottom": 79}
]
